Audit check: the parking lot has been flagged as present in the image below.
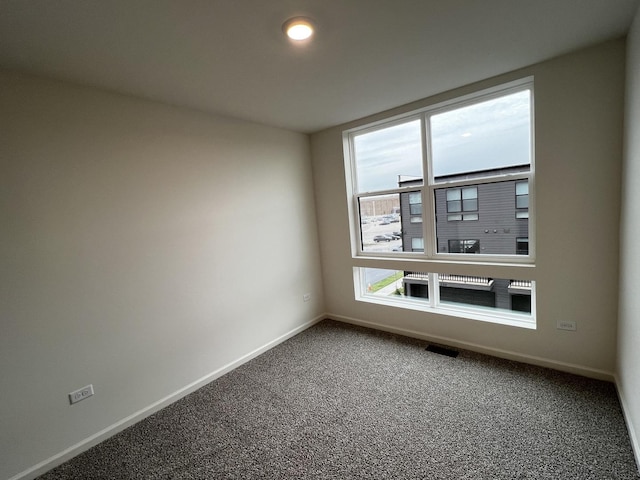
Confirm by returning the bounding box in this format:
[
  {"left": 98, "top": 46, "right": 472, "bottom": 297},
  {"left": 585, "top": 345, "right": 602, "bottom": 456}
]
[{"left": 361, "top": 216, "right": 403, "bottom": 253}]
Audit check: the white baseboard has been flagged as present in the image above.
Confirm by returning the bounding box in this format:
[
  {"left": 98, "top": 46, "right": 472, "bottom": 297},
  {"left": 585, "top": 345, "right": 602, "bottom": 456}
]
[
  {"left": 328, "top": 313, "right": 615, "bottom": 382},
  {"left": 614, "top": 375, "right": 640, "bottom": 474},
  {"left": 10, "top": 315, "right": 324, "bottom": 480}
]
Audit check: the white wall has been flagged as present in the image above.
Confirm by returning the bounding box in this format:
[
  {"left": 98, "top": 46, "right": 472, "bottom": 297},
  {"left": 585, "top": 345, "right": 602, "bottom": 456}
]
[
  {"left": 311, "top": 39, "right": 625, "bottom": 378},
  {"left": 618, "top": 3, "right": 640, "bottom": 466},
  {"left": 0, "top": 70, "right": 325, "bottom": 480}
]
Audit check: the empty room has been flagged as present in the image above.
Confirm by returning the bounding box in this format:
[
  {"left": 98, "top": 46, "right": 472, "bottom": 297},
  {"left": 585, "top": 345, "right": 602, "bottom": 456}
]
[{"left": 2, "top": 1, "right": 640, "bottom": 479}]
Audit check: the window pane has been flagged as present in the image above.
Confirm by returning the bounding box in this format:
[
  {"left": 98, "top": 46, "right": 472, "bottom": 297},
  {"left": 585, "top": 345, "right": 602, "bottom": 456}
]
[
  {"left": 446, "top": 188, "right": 461, "bottom": 201},
  {"left": 353, "top": 119, "right": 423, "bottom": 192},
  {"left": 431, "top": 90, "right": 531, "bottom": 178},
  {"left": 462, "top": 187, "right": 477, "bottom": 199},
  {"left": 439, "top": 274, "right": 532, "bottom": 314},
  {"left": 410, "top": 203, "right": 422, "bottom": 215},
  {"left": 516, "top": 181, "right": 528, "bottom": 195},
  {"left": 462, "top": 198, "right": 478, "bottom": 211},
  {"left": 409, "top": 192, "right": 421, "bottom": 204},
  {"left": 435, "top": 180, "right": 529, "bottom": 254},
  {"left": 411, "top": 237, "right": 424, "bottom": 251},
  {"left": 360, "top": 268, "right": 430, "bottom": 302},
  {"left": 358, "top": 194, "right": 403, "bottom": 253},
  {"left": 447, "top": 200, "right": 462, "bottom": 212},
  {"left": 516, "top": 196, "right": 528, "bottom": 209},
  {"left": 361, "top": 268, "right": 412, "bottom": 300},
  {"left": 516, "top": 237, "right": 529, "bottom": 255}
]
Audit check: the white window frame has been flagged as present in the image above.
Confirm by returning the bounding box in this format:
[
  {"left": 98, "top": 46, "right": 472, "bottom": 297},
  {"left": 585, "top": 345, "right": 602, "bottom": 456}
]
[
  {"left": 342, "top": 77, "right": 536, "bottom": 328},
  {"left": 345, "top": 78, "right": 535, "bottom": 264}
]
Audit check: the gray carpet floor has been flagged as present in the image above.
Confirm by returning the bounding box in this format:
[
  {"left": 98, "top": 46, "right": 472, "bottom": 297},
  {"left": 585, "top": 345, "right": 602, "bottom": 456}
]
[{"left": 37, "top": 319, "right": 640, "bottom": 479}]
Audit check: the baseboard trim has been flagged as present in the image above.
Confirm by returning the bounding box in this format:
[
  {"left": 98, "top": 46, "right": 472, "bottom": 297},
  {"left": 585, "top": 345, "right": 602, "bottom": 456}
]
[
  {"left": 10, "top": 315, "right": 325, "bottom": 480},
  {"left": 614, "top": 375, "right": 640, "bottom": 474},
  {"left": 328, "top": 313, "right": 615, "bottom": 382}
]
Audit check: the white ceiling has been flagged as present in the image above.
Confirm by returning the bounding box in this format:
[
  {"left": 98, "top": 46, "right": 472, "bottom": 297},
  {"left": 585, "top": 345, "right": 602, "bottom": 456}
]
[{"left": 0, "top": 0, "right": 638, "bottom": 133}]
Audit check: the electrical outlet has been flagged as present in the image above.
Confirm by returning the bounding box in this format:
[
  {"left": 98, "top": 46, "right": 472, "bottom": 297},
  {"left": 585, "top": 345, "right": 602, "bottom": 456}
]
[
  {"left": 557, "top": 320, "right": 577, "bottom": 331},
  {"left": 303, "top": 293, "right": 311, "bottom": 302},
  {"left": 69, "top": 384, "right": 94, "bottom": 405}
]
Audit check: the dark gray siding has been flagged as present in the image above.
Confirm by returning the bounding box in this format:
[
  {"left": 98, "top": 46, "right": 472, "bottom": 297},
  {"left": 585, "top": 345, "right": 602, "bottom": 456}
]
[
  {"left": 434, "top": 180, "right": 528, "bottom": 255},
  {"left": 399, "top": 189, "right": 424, "bottom": 251}
]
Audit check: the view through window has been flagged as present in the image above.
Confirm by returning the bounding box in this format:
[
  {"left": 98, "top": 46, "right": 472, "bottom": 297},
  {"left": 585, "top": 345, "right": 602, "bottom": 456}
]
[{"left": 345, "top": 79, "right": 535, "bottom": 327}]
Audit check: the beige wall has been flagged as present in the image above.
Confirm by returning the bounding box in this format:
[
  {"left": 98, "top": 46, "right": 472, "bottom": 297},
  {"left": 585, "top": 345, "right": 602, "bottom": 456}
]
[
  {"left": 311, "top": 39, "right": 625, "bottom": 377},
  {"left": 0, "top": 71, "right": 324, "bottom": 480},
  {"left": 618, "top": 2, "right": 640, "bottom": 466}
]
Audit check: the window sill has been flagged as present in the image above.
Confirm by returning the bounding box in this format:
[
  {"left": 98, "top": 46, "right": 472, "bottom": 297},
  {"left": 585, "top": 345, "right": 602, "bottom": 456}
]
[{"left": 357, "top": 292, "right": 536, "bottom": 330}]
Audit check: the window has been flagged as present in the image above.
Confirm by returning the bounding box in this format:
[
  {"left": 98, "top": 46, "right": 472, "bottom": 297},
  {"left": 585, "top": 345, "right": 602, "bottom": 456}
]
[
  {"left": 409, "top": 191, "right": 422, "bottom": 215},
  {"left": 516, "top": 237, "right": 529, "bottom": 255},
  {"left": 516, "top": 181, "right": 529, "bottom": 219},
  {"left": 411, "top": 237, "right": 424, "bottom": 252},
  {"left": 446, "top": 187, "right": 478, "bottom": 221},
  {"left": 448, "top": 239, "right": 480, "bottom": 254},
  {"left": 359, "top": 268, "right": 535, "bottom": 326},
  {"left": 345, "top": 78, "right": 535, "bottom": 328}
]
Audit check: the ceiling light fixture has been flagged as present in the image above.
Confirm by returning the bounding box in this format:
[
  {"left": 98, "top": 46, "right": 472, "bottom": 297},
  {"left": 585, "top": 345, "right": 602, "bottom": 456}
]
[{"left": 282, "top": 17, "right": 315, "bottom": 41}]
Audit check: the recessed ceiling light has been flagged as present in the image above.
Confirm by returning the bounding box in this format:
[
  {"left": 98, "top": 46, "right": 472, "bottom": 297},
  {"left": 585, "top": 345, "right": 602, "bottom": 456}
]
[{"left": 282, "top": 17, "right": 314, "bottom": 41}]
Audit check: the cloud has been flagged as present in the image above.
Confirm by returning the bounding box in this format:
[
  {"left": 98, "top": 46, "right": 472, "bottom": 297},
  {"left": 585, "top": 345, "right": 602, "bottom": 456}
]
[{"left": 352, "top": 89, "right": 531, "bottom": 190}]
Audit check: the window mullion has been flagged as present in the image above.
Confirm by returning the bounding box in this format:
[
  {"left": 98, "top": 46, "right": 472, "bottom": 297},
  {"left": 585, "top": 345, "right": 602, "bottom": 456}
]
[
  {"left": 429, "top": 272, "right": 440, "bottom": 308},
  {"left": 422, "top": 113, "right": 437, "bottom": 258}
]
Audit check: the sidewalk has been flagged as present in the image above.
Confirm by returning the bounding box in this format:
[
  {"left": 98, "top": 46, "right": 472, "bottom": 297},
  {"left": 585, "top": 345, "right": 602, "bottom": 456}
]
[{"left": 373, "top": 279, "right": 404, "bottom": 297}]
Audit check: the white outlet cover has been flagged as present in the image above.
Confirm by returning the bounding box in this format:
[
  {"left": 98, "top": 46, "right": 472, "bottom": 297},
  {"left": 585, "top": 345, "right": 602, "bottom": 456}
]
[
  {"left": 557, "top": 320, "right": 577, "bottom": 331},
  {"left": 69, "top": 384, "right": 94, "bottom": 404}
]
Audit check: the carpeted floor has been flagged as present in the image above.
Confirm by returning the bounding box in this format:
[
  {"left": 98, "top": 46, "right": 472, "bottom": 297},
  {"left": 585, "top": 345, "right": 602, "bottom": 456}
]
[{"left": 37, "top": 319, "right": 640, "bottom": 479}]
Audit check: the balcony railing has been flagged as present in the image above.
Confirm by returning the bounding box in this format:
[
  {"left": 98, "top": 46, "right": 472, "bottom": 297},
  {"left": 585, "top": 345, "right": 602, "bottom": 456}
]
[
  {"left": 403, "top": 273, "right": 495, "bottom": 290},
  {"left": 508, "top": 279, "right": 532, "bottom": 295},
  {"left": 439, "top": 274, "right": 491, "bottom": 286},
  {"left": 402, "top": 273, "right": 531, "bottom": 294},
  {"left": 404, "top": 272, "right": 429, "bottom": 282}
]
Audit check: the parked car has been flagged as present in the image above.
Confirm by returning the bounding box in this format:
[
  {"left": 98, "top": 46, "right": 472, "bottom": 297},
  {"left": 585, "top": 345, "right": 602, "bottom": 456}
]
[{"left": 374, "top": 234, "right": 393, "bottom": 242}]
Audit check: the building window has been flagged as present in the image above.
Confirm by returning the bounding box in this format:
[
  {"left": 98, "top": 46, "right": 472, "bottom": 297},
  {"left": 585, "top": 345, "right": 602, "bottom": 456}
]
[
  {"left": 448, "top": 239, "right": 480, "bottom": 254},
  {"left": 516, "top": 237, "right": 529, "bottom": 255},
  {"left": 516, "top": 181, "right": 529, "bottom": 219},
  {"left": 447, "top": 187, "right": 478, "bottom": 221},
  {"left": 345, "top": 78, "right": 535, "bottom": 328},
  {"left": 409, "top": 191, "right": 422, "bottom": 215}
]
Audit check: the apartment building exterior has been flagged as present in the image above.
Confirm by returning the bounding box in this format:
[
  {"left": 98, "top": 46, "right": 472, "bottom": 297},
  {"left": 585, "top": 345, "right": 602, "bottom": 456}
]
[{"left": 399, "top": 167, "right": 532, "bottom": 312}]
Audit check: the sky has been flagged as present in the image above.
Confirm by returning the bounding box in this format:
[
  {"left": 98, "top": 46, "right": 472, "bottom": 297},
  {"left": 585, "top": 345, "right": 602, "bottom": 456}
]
[{"left": 353, "top": 90, "right": 531, "bottom": 192}]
